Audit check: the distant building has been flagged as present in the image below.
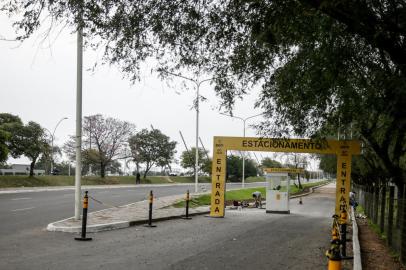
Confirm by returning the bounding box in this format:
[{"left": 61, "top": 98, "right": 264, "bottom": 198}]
[{"left": 0, "top": 164, "right": 45, "bottom": 176}]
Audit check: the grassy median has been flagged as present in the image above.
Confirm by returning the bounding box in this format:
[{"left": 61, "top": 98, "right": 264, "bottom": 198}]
[
  {"left": 174, "top": 180, "right": 330, "bottom": 208},
  {"left": 0, "top": 175, "right": 211, "bottom": 188}
]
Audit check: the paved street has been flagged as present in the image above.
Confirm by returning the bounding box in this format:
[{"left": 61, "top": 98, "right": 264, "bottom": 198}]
[
  {"left": 0, "top": 182, "right": 264, "bottom": 234},
  {"left": 0, "top": 183, "right": 334, "bottom": 270}
]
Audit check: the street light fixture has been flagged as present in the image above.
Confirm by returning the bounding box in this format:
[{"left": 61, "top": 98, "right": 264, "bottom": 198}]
[
  {"left": 160, "top": 70, "right": 219, "bottom": 193},
  {"left": 220, "top": 112, "right": 264, "bottom": 188},
  {"left": 45, "top": 117, "right": 68, "bottom": 174}
]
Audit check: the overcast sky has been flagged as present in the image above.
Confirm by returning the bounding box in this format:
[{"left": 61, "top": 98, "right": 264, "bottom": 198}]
[{"left": 0, "top": 15, "right": 320, "bottom": 171}]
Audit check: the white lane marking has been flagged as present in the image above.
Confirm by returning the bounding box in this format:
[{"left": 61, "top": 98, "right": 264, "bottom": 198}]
[
  {"left": 11, "top": 197, "right": 32, "bottom": 201},
  {"left": 11, "top": 207, "right": 35, "bottom": 212}
]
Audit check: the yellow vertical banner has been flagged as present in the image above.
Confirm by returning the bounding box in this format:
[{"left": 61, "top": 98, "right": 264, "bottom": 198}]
[
  {"left": 335, "top": 150, "right": 352, "bottom": 216},
  {"left": 210, "top": 137, "right": 226, "bottom": 217}
]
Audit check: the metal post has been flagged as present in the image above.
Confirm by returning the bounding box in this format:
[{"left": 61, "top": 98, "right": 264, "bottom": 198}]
[
  {"left": 145, "top": 190, "right": 156, "bottom": 227},
  {"left": 194, "top": 84, "right": 200, "bottom": 193},
  {"left": 374, "top": 185, "right": 379, "bottom": 224},
  {"left": 242, "top": 120, "right": 245, "bottom": 188},
  {"left": 74, "top": 25, "right": 83, "bottom": 220},
  {"left": 182, "top": 190, "right": 192, "bottom": 220},
  {"left": 74, "top": 191, "right": 92, "bottom": 241},
  {"left": 380, "top": 185, "right": 386, "bottom": 233},
  {"left": 388, "top": 186, "right": 395, "bottom": 247},
  {"left": 401, "top": 188, "right": 406, "bottom": 265},
  {"left": 50, "top": 135, "right": 54, "bottom": 174},
  {"left": 287, "top": 174, "right": 290, "bottom": 212}
]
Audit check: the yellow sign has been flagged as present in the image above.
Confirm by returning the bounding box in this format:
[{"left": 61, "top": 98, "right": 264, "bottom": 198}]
[
  {"left": 264, "top": 168, "right": 304, "bottom": 174},
  {"left": 210, "top": 138, "right": 226, "bottom": 217},
  {"left": 212, "top": 136, "right": 360, "bottom": 154},
  {"left": 335, "top": 145, "right": 352, "bottom": 215},
  {"left": 209, "top": 136, "right": 361, "bottom": 218}
]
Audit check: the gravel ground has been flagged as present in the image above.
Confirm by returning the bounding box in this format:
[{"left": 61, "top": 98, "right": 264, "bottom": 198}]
[{"left": 358, "top": 218, "right": 405, "bottom": 270}]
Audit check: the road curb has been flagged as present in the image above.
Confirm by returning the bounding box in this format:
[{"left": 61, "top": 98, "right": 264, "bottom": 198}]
[
  {"left": 351, "top": 206, "right": 362, "bottom": 270},
  {"left": 47, "top": 210, "right": 211, "bottom": 233},
  {"left": 0, "top": 183, "right": 202, "bottom": 194},
  {"left": 47, "top": 220, "right": 130, "bottom": 233}
]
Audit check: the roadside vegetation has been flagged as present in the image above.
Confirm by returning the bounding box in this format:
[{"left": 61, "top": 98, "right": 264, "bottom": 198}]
[
  {"left": 0, "top": 175, "right": 212, "bottom": 188},
  {"left": 174, "top": 180, "right": 330, "bottom": 208}
]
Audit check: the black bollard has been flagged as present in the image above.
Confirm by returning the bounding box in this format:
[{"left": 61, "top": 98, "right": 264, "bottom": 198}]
[
  {"left": 339, "top": 209, "right": 347, "bottom": 257},
  {"left": 144, "top": 190, "right": 156, "bottom": 227},
  {"left": 75, "top": 191, "right": 92, "bottom": 241},
  {"left": 182, "top": 190, "right": 192, "bottom": 220}
]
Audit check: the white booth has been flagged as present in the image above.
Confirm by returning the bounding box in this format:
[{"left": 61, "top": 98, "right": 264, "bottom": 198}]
[{"left": 264, "top": 168, "right": 303, "bottom": 214}]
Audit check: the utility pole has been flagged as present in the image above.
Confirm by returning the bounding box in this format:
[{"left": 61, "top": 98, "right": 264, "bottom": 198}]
[{"left": 74, "top": 20, "right": 83, "bottom": 221}]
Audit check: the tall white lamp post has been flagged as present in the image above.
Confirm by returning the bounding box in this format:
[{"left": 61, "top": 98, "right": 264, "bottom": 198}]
[
  {"left": 45, "top": 117, "right": 68, "bottom": 174},
  {"left": 220, "top": 113, "right": 264, "bottom": 188},
  {"left": 50, "top": 117, "right": 68, "bottom": 174},
  {"left": 75, "top": 23, "right": 83, "bottom": 220},
  {"left": 160, "top": 70, "right": 217, "bottom": 193}
]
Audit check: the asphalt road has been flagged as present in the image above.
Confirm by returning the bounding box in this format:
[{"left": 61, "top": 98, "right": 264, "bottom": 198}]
[
  {"left": 0, "top": 182, "right": 264, "bottom": 235},
  {"left": 0, "top": 184, "right": 334, "bottom": 270}
]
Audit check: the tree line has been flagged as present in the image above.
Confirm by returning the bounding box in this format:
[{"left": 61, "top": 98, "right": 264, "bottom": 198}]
[
  {"left": 0, "top": 113, "right": 286, "bottom": 180},
  {"left": 4, "top": 1, "right": 403, "bottom": 190}
]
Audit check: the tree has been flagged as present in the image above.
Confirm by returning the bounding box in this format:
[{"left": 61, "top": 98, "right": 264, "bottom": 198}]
[
  {"left": 180, "top": 147, "right": 209, "bottom": 175},
  {"left": 0, "top": 130, "right": 9, "bottom": 163},
  {"left": 4, "top": 1, "right": 406, "bottom": 185},
  {"left": 36, "top": 145, "right": 62, "bottom": 174},
  {"left": 282, "top": 154, "right": 308, "bottom": 189},
  {"left": 129, "top": 128, "right": 177, "bottom": 179},
  {"left": 82, "top": 115, "right": 134, "bottom": 178},
  {"left": 0, "top": 113, "right": 23, "bottom": 162},
  {"left": 319, "top": 155, "right": 337, "bottom": 176},
  {"left": 226, "top": 155, "right": 258, "bottom": 182},
  {"left": 63, "top": 136, "right": 103, "bottom": 176},
  {"left": 7, "top": 121, "right": 49, "bottom": 176},
  {"left": 261, "top": 157, "right": 282, "bottom": 169},
  {"left": 201, "top": 157, "right": 212, "bottom": 176}
]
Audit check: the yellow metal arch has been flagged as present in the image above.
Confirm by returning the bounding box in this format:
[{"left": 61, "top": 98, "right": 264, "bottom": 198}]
[{"left": 209, "top": 136, "right": 361, "bottom": 217}]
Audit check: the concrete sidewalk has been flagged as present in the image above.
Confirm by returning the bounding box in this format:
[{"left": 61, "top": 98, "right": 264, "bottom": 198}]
[
  {"left": 46, "top": 182, "right": 331, "bottom": 234},
  {"left": 47, "top": 193, "right": 210, "bottom": 233}
]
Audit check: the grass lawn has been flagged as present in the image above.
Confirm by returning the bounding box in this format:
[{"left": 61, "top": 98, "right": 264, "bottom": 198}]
[
  {"left": 0, "top": 175, "right": 211, "bottom": 188},
  {"left": 174, "top": 180, "right": 330, "bottom": 208},
  {"left": 168, "top": 176, "right": 211, "bottom": 183},
  {"left": 244, "top": 176, "right": 266, "bottom": 183}
]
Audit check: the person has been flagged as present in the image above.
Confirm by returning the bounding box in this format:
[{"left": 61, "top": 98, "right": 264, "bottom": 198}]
[
  {"left": 252, "top": 191, "right": 262, "bottom": 208},
  {"left": 136, "top": 172, "right": 141, "bottom": 184},
  {"left": 349, "top": 190, "right": 358, "bottom": 209}
]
